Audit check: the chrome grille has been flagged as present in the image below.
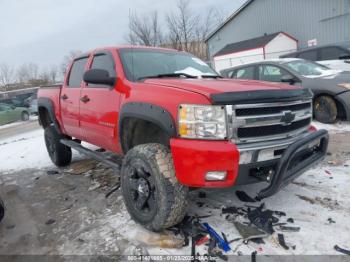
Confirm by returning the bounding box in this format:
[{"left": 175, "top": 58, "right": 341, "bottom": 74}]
[{"left": 227, "top": 100, "right": 313, "bottom": 143}]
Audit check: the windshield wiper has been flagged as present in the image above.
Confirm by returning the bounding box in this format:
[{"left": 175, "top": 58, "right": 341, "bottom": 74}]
[
  {"left": 200, "top": 75, "right": 223, "bottom": 79},
  {"left": 138, "top": 73, "right": 197, "bottom": 81}
]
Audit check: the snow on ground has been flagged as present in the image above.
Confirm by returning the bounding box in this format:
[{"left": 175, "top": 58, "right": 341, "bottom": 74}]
[
  {"left": 0, "top": 128, "right": 53, "bottom": 172},
  {"left": 313, "top": 120, "right": 350, "bottom": 134},
  {"left": 0, "top": 121, "right": 349, "bottom": 256},
  {"left": 80, "top": 160, "right": 349, "bottom": 256}
]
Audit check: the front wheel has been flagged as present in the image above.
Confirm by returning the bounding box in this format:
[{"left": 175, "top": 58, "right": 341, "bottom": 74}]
[
  {"left": 314, "top": 96, "right": 338, "bottom": 124},
  {"left": 44, "top": 126, "right": 72, "bottom": 167},
  {"left": 121, "top": 143, "right": 188, "bottom": 231}
]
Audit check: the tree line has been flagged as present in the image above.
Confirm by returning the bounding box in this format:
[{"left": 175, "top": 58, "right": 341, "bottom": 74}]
[{"left": 125, "top": 0, "right": 225, "bottom": 60}]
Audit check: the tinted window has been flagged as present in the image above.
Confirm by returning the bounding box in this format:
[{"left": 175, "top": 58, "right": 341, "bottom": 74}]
[
  {"left": 232, "top": 66, "right": 255, "bottom": 80},
  {"left": 68, "top": 57, "right": 88, "bottom": 87},
  {"left": 0, "top": 104, "right": 11, "bottom": 111},
  {"left": 320, "top": 47, "right": 349, "bottom": 60},
  {"left": 298, "top": 50, "right": 318, "bottom": 61},
  {"left": 258, "top": 65, "right": 290, "bottom": 82},
  {"left": 88, "top": 54, "right": 116, "bottom": 88}
]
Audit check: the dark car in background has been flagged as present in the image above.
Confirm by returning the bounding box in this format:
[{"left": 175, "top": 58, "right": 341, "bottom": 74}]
[
  {"left": 280, "top": 42, "right": 350, "bottom": 71},
  {"left": 221, "top": 58, "right": 350, "bottom": 123}
]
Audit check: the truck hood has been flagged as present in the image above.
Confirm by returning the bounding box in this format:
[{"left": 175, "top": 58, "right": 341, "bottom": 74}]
[{"left": 144, "top": 78, "right": 299, "bottom": 98}]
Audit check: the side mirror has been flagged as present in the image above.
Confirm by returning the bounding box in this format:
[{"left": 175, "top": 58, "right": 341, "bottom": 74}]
[
  {"left": 11, "top": 105, "right": 16, "bottom": 110},
  {"left": 281, "top": 74, "right": 298, "bottom": 84},
  {"left": 83, "top": 69, "right": 116, "bottom": 87}
]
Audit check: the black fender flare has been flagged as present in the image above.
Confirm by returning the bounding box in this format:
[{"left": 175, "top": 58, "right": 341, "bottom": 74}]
[
  {"left": 119, "top": 102, "right": 177, "bottom": 150},
  {"left": 37, "top": 97, "right": 61, "bottom": 133}
]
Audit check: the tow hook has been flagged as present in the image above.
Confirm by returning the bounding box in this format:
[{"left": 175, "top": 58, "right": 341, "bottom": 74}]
[{"left": 251, "top": 168, "right": 274, "bottom": 182}]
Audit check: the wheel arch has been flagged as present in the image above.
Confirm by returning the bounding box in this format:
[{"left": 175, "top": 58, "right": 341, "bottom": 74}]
[
  {"left": 313, "top": 93, "right": 347, "bottom": 120},
  {"left": 37, "top": 97, "right": 62, "bottom": 132},
  {"left": 119, "top": 102, "right": 177, "bottom": 153}
]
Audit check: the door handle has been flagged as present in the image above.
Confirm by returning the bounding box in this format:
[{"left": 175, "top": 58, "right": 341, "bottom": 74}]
[
  {"left": 80, "top": 95, "right": 90, "bottom": 103},
  {"left": 61, "top": 94, "right": 68, "bottom": 100}
]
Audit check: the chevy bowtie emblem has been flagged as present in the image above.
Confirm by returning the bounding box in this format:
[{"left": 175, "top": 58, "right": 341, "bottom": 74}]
[{"left": 280, "top": 110, "right": 296, "bottom": 125}]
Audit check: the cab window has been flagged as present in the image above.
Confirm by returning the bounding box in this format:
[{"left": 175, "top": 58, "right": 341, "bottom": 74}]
[
  {"left": 88, "top": 54, "right": 116, "bottom": 88},
  {"left": 67, "top": 57, "right": 89, "bottom": 87}
]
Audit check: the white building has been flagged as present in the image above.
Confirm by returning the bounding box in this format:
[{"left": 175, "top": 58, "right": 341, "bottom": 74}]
[{"left": 213, "top": 32, "right": 297, "bottom": 72}]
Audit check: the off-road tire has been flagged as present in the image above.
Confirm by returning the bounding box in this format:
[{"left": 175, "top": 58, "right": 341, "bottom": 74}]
[
  {"left": 121, "top": 143, "right": 188, "bottom": 231},
  {"left": 314, "top": 96, "right": 337, "bottom": 123},
  {"left": 44, "top": 126, "right": 72, "bottom": 167},
  {"left": 21, "top": 111, "right": 29, "bottom": 121},
  {"left": 0, "top": 198, "right": 4, "bottom": 222}
]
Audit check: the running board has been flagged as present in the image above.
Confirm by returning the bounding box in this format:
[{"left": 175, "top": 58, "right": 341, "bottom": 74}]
[{"left": 60, "top": 139, "right": 120, "bottom": 171}]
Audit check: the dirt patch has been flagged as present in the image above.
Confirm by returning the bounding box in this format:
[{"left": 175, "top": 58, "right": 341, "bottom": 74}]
[{"left": 296, "top": 194, "right": 340, "bottom": 210}]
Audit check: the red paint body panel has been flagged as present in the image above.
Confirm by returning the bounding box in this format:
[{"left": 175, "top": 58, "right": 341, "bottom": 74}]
[
  {"left": 170, "top": 138, "right": 240, "bottom": 187},
  {"left": 38, "top": 45, "right": 302, "bottom": 188}
]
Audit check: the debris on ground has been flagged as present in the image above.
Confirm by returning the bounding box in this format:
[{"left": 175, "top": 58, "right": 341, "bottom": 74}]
[
  {"left": 45, "top": 218, "right": 56, "bottom": 225},
  {"left": 334, "top": 245, "right": 350, "bottom": 255},
  {"left": 235, "top": 190, "right": 257, "bottom": 203},
  {"left": 67, "top": 159, "right": 98, "bottom": 175},
  {"left": 277, "top": 233, "right": 289, "bottom": 250},
  {"left": 136, "top": 231, "right": 185, "bottom": 249},
  {"left": 279, "top": 225, "right": 300, "bottom": 232},
  {"left": 234, "top": 222, "right": 267, "bottom": 241},
  {"left": 247, "top": 203, "right": 277, "bottom": 234},
  {"left": 105, "top": 182, "right": 121, "bottom": 198},
  {"left": 47, "top": 170, "right": 59, "bottom": 175},
  {"left": 328, "top": 218, "right": 336, "bottom": 224}
]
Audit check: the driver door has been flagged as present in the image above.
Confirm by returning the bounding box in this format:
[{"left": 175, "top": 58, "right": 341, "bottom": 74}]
[{"left": 79, "top": 51, "right": 121, "bottom": 152}]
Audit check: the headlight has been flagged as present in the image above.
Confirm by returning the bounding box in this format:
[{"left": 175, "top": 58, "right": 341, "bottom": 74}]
[
  {"left": 178, "top": 104, "right": 227, "bottom": 139},
  {"left": 338, "top": 83, "right": 350, "bottom": 90}
]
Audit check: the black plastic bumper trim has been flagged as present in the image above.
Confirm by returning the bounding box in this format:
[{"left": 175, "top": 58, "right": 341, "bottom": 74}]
[{"left": 256, "top": 129, "right": 329, "bottom": 200}]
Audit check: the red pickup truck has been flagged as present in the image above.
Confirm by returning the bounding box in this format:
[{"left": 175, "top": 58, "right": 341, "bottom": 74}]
[{"left": 38, "top": 46, "right": 329, "bottom": 231}]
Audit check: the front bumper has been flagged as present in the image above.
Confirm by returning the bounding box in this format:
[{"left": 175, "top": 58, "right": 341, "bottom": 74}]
[{"left": 171, "top": 130, "right": 329, "bottom": 197}]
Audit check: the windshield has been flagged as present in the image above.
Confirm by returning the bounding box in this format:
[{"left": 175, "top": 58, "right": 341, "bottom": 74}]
[
  {"left": 119, "top": 48, "right": 217, "bottom": 81},
  {"left": 284, "top": 60, "right": 332, "bottom": 77}
]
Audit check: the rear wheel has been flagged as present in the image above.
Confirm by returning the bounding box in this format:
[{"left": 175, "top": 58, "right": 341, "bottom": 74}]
[
  {"left": 44, "top": 126, "right": 72, "bottom": 167},
  {"left": 21, "top": 111, "right": 29, "bottom": 121},
  {"left": 121, "top": 143, "right": 188, "bottom": 231},
  {"left": 314, "top": 96, "right": 337, "bottom": 124}
]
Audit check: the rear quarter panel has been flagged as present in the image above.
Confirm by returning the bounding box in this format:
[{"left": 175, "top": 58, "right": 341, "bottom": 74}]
[{"left": 38, "top": 86, "right": 64, "bottom": 131}]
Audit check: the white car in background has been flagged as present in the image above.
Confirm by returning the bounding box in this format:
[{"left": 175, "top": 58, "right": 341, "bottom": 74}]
[{"left": 281, "top": 42, "right": 350, "bottom": 71}]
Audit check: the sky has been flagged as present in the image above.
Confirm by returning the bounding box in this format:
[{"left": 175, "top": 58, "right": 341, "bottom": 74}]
[{"left": 0, "top": 0, "right": 246, "bottom": 70}]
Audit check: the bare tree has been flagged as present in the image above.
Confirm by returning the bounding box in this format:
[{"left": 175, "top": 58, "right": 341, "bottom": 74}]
[
  {"left": 126, "top": 11, "right": 163, "bottom": 46},
  {"left": 61, "top": 50, "right": 82, "bottom": 75},
  {"left": 48, "top": 65, "right": 58, "bottom": 83},
  {"left": 166, "top": 0, "right": 199, "bottom": 52},
  {"left": 0, "top": 63, "right": 15, "bottom": 87},
  {"left": 16, "top": 63, "right": 40, "bottom": 84}
]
